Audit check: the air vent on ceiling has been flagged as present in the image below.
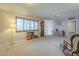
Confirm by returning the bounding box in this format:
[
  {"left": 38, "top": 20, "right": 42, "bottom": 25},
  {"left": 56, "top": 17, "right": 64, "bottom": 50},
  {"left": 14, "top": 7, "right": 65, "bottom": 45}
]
[{"left": 68, "top": 17, "right": 75, "bottom": 20}]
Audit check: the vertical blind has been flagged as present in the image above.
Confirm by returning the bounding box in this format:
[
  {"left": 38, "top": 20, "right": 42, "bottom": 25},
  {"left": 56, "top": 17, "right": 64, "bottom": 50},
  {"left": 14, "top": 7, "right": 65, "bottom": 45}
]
[{"left": 16, "top": 17, "right": 39, "bottom": 32}]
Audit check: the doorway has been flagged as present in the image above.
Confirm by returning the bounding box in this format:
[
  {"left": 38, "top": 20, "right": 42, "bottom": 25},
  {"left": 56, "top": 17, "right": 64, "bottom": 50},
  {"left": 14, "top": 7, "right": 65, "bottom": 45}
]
[{"left": 68, "top": 19, "right": 76, "bottom": 36}]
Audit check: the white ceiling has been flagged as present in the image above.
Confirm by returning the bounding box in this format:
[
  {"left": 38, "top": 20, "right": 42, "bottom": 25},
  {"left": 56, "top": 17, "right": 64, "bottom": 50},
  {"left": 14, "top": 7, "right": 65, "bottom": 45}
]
[{"left": 0, "top": 3, "right": 79, "bottom": 19}]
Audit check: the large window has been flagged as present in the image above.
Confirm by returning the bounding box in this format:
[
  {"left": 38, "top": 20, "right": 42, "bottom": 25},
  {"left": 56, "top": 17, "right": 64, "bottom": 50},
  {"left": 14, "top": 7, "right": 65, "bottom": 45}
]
[
  {"left": 35, "top": 21, "right": 38, "bottom": 30},
  {"left": 16, "top": 17, "right": 39, "bottom": 32},
  {"left": 16, "top": 18, "right": 23, "bottom": 31},
  {"left": 30, "top": 20, "right": 35, "bottom": 30},
  {"left": 24, "top": 19, "right": 30, "bottom": 31}
]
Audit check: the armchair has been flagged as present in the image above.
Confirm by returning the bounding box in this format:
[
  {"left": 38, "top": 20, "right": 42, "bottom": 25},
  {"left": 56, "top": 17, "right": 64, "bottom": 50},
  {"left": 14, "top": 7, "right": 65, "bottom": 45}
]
[{"left": 63, "top": 34, "right": 79, "bottom": 56}]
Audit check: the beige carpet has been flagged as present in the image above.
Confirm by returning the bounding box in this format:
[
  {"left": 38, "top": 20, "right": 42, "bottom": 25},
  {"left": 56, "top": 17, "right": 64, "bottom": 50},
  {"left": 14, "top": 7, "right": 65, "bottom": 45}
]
[{"left": 0, "top": 36, "right": 66, "bottom": 56}]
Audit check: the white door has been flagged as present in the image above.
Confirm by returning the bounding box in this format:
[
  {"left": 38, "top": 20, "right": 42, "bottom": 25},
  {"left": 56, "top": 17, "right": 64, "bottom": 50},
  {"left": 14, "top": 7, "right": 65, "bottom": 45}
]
[{"left": 68, "top": 20, "right": 76, "bottom": 35}]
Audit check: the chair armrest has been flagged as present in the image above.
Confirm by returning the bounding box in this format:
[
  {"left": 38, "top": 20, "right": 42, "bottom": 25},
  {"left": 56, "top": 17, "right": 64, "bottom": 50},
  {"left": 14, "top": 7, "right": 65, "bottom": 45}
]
[
  {"left": 63, "top": 40, "right": 73, "bottom": 55},
  {"left": 63, "top": 40, "right": 71, "bottom": 50},
  {"left": 64, "top": 40, "right": 71, "bottom": 46}
]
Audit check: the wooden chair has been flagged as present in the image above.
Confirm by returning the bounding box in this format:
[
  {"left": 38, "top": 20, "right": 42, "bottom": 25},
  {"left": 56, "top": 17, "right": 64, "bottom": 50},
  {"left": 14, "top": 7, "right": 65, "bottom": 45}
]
[{"left": 63, "top": 34, "right": 79, "bottom": 56}]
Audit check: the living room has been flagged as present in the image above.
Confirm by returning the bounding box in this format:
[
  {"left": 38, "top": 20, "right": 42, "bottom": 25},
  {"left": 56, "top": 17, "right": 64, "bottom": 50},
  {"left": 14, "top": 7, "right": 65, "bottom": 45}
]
[{"left": 0, "top": 3, "right": 79, "bottom": 56}]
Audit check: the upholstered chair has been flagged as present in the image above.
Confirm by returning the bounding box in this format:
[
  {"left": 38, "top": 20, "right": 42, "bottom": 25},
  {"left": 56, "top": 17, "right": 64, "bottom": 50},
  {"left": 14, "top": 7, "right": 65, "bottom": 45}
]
[{"left": 63, "top": 34, "right": 79, "bottom": 56}]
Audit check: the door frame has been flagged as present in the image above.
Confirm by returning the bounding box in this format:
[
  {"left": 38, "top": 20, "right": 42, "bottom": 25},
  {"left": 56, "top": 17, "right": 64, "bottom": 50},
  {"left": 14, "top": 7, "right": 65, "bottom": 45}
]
[{"left": 68, "top": 19, "right": 77, "bottom": 35}]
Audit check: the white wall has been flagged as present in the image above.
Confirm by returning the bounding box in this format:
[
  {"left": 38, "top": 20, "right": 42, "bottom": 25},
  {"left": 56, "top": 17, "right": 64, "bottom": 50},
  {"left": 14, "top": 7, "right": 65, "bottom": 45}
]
[
  {"left": 58, "top": 18, "right": 79, "bottom": 36},
  {"left": 44, "top": 19, "right": 65, "bottom": 36},
  {"left": 48, "top": 19, "right": 68, "bottom": 36},
  {"left": 44, "top": 20, "right": 55, "bottom": 36},
  {"left": 53, "top": 19, "right": 70, "bottom": 36},
  {"left": 44, "top": 18, "right": 79, "bottom": 37},
  {"left": 53, "top": 19, "right": 62, "bottom": 30},
  {"left": 0, "top": 9, "right": 40, "bottom": 45},
  {"left": 76, "top": 16, "right": 79, "bottom": 33}
]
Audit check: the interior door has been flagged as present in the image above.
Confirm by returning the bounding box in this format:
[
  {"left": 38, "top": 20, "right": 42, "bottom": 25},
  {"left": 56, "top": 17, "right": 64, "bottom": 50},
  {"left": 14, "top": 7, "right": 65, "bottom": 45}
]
[{"left": 68, "top": 20, "right": 76, "bottom": 35}]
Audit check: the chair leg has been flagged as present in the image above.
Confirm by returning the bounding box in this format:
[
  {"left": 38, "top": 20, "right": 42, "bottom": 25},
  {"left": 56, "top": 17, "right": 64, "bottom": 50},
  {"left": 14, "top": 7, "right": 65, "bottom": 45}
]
[{"left": 72, "top": 51, "right": 78, "bottom": 56}]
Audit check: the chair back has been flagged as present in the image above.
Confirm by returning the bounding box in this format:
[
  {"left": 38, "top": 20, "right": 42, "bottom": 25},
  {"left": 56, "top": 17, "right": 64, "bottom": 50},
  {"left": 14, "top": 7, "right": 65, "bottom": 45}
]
[{"left": 70, "top": 34, "right": 79, "bottom": 51}]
